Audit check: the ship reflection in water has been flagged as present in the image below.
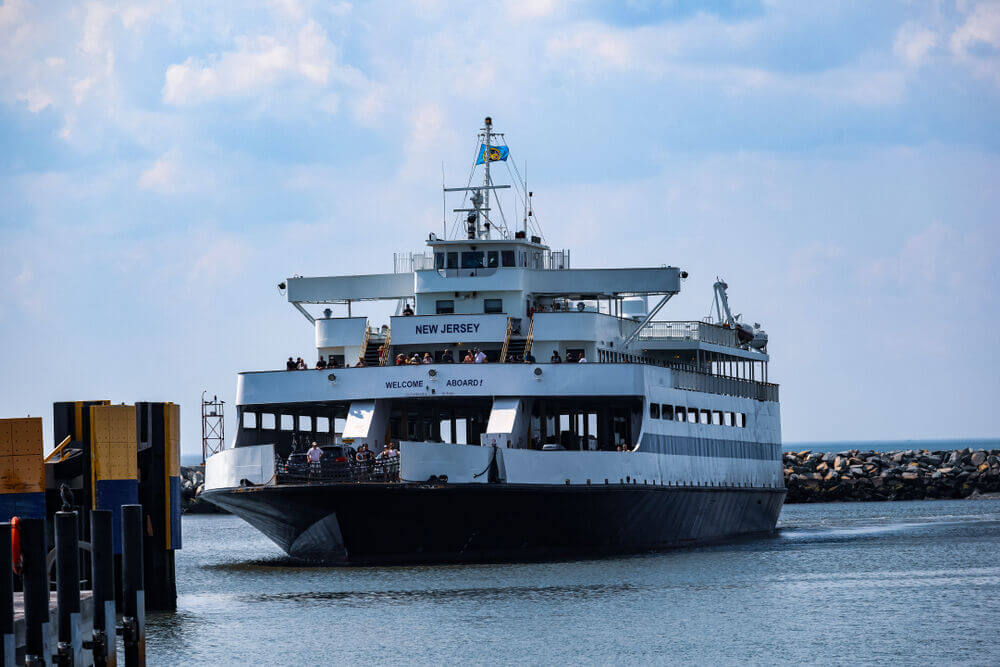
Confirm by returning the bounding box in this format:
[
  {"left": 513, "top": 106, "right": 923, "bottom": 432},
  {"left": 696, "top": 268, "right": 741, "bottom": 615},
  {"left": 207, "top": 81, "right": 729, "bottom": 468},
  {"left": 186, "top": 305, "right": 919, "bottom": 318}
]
[{"left": 147, "top": 500, "right": 1000, "bottom": 664}]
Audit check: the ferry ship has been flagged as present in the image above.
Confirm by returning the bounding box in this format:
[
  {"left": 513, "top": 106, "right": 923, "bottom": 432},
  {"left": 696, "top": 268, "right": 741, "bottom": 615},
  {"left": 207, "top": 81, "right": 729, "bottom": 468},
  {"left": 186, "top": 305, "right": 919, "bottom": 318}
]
[{"left": 202, "top": 118, "right": 784, "bottom": 563}]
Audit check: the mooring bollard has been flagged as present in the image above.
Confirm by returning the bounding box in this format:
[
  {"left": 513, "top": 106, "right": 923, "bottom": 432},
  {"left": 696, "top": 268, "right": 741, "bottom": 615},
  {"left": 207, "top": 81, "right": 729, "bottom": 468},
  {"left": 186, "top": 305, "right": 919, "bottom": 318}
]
[
  {"left": 20, "top": 518, "right": 50, "bottom": 666},
  {"left": 54, "top": 511, "right": 82, "bottom": 666},
  {"left": 118, "top": 505, "right": 145, "bottom": 667},
  {"left": 88, "top": 510, "right": 116, "bottom": 667},
  {"left": 0, "top": 523, "right": 14, "bottom": 667}
]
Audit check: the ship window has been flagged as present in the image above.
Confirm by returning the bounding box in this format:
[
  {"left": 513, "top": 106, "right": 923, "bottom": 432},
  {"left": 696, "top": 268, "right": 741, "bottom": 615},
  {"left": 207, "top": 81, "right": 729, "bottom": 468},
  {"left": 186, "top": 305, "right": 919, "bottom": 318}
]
[
  {"left": 662, "top": 405, "right": 674, "bottom": 420},
  {"left": 242, "top": 412, "right": 256, "bottom": 429},
  {"left": 261, "top": 413, "right": 275, "bottom": 430},
  {"left": 484, "top": 298, "right": 503, "bottom": 314},
  {"left": 700, "top": 409, "right": 710, "bottom": 425},
  {"left": 738, "top": 413, "right": 747, "bottom": 428},
  {"left": 675, "top": 406, "right": 686, "bottom": 422},
  {"left": 280, "top": 415, "right": 294, "bottom": 431},
  {"left": 501, "top": 250, "right": 515, "bottom": 267},
  {"left": 446, "top": 252, "right": 458, "bottom": 269},
  {"left": 649, "top": 403, "right": 660, "bottom": 419},
  {"left": 298, "top": 416, "right": 312, "bottom": 431},
  {"left": 434, "top": 252, "right": 445, "bottom": 269},
  {"left": 687, "top": 409, "right": 698, "bottom": 424},
  {"left": 724, "top": 412, "right": 734, "bottom": 427},
  {"left": 436, "top": 299, "right": 455, "bottom": 314},
  {"left": 316, "top": 417, "right": 330, "bottom": 433},
  {"left": 712, "top": 410, "right": 722, "bottom": 426},
  {"left": 487, "top": 251, "right": 499, "bottom": 268},
  {"left": 461, "top": 251, "right": 484, "bottom": 268}
]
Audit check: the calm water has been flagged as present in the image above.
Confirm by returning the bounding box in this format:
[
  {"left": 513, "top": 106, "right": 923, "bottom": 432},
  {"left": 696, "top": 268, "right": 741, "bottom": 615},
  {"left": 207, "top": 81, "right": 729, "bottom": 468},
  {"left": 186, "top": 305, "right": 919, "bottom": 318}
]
[{"left": 146, "top": 499, "right": 1000, "bottom": 665}]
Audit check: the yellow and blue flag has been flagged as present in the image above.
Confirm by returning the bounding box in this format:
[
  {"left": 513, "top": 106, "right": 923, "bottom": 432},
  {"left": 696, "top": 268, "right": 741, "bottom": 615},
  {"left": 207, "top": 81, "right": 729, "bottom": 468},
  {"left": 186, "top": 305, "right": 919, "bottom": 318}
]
[{"left": 476, "top": 144, "right": 509, "bottom": 164}]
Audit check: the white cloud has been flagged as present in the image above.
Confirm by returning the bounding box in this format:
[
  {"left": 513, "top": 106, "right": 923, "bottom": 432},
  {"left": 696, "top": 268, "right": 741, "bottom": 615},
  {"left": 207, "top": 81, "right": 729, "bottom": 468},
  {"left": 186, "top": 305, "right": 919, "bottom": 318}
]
[
  {"left": 951, "top": 2, "right": 1000, "bottom": 56},
  {"left": 505, "top": 0, "right": 562, "bottom": 21},
  {"left": 138, "top": 155, "right": 178, "bottom": 192},
  {"left": 16, "top": 88, "right": 53, "bottom": 112},
  {"left": 894, "top": 23, "right": 938, "bottom": 66},
  {"left": 162, "top": 20, "right": 335, "bottom": 105}
]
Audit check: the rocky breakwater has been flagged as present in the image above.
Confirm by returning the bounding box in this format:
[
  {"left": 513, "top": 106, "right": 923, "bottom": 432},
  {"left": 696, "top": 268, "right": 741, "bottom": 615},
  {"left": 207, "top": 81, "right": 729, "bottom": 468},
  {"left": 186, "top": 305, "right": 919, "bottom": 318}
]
[
  {"left": 180, "top": 465, "right": 226, "bottom": 514},
  {"left": 784, "top": 448, "right": 1000, "bottom": 503}
]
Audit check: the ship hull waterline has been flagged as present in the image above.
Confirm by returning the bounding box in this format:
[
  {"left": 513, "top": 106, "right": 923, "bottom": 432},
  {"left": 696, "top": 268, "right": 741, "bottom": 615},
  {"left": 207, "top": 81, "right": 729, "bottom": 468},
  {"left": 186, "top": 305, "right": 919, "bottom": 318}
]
[{"left": 202, "top": 482, "right": 786, "bottom": 565}]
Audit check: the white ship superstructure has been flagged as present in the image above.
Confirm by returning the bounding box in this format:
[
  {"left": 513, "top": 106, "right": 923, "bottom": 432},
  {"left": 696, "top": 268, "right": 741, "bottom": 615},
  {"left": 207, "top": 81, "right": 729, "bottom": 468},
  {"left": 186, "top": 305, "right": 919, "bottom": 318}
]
[{"left": 204, "top": 118, "right": 784, "bottom": 563}]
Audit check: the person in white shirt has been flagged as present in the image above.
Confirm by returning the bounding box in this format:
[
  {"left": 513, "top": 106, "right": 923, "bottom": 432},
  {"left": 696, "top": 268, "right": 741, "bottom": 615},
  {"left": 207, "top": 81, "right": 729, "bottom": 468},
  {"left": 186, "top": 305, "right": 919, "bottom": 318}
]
[
  {"left": 577, "top": 353, "right": 587, "bottom": 363},
  {"left": 474, "top": 349, "right": 487, "bottom": 364},
  {"left": 306, "top": 442, "right": 322, "bottom": 473}
]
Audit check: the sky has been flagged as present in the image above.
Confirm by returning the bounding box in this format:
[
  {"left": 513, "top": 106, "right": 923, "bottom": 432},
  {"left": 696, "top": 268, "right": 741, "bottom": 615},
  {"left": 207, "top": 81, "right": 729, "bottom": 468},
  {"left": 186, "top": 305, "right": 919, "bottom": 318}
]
[{"left": 1, "top": 0, "right": 998, "bottom": 456}]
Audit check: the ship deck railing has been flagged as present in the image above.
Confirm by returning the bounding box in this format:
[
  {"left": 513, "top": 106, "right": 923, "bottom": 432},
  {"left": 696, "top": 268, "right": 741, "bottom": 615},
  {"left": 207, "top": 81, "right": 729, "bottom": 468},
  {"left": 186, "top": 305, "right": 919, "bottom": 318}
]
[
  {"left": 276, "top": 459, "right": 401, "bottom": 484},
  {"left": 636, "top": 321, "right": 739, "bottom": 347}
]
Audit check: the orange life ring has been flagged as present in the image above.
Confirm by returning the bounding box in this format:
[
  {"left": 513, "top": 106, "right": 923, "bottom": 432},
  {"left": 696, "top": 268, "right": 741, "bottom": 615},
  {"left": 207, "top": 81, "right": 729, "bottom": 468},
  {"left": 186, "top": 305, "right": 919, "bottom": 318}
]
[{"left": 10, "top": 517, "right": 21, "bottom": 575}]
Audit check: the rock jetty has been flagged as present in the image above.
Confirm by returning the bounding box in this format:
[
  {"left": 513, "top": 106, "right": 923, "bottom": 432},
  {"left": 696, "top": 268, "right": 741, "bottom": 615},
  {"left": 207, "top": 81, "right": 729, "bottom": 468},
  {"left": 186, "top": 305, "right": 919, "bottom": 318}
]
[
  {"left": 180, "top": 465, "right": 226, "bottom": 514},
  {"left": 783, "top": 448, "right": 1000, "bottom": 502}
]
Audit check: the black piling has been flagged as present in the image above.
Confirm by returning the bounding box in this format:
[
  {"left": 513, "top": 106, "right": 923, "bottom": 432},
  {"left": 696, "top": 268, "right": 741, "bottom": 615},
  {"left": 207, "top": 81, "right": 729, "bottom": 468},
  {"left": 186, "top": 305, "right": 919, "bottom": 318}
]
[
  {"left": 54, "top": 511, "right": 81, "bottom": 665},
  {"left": 89, "top": 510, "right": 115, "bottom": 667},
  {"left": 19, "top": 518, "right": 48, "bottom": 666},
  {"left": 0, "top": 523, "right": 14, "bottom": 666},
  {"left": 119, "top": 505, "right": 144, "bottom": 667}
]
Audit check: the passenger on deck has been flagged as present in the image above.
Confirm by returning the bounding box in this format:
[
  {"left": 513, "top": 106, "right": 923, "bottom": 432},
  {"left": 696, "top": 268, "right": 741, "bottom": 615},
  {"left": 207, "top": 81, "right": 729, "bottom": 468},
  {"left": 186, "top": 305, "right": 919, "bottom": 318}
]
[
  {"left": 422, "top": 352, "right": 433, "bottom": 364},
  {"left": 566, "top": 352, "right": 576, "bottom": 363},
  {"left": 316, "top": 358, "right": 327, "bottom": 369},
  {"left": 524, "top": 352, "right": 536, "bottom": 363},
  {"left": 577, "top": 352, "right": 587, "bottom": 363},
  {"left": 550, "top": 351, "right": 562, "bottom": 363},
  {"left": 410, "top": 353, "right": 422, "bottom": 364},
  {"left": 395, "top": 354, "right": 406, "bottom": 366},
  {"left": 463, "top": 351, "right": 475, "bottom": 363},
  {"left": 355, "top": 358, "right": 366, "bottom": 367},
  {"left": 386, "top": 443, "right": 399, "bottom": 459},
  {"left": 441, "top": 349, "right": 454, "bottom": 363},
  {"left": 402, "top": 303, "right": 415, "bottom": 316},
  {"left": 286, "top": 357, "right": 296, "bottom": 371},
  {"left": 474, "top": 348, "right": 487, "bottom": 364},
  {"left": 296, "top": 357, "right": 307, "bottom": 370}
]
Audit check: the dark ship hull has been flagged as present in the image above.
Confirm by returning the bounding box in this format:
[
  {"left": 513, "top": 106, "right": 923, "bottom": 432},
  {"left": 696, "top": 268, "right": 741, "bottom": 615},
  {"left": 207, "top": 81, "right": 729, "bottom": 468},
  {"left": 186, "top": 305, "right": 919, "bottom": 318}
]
[{"left": 203, "top": 482, "right": 785, "bottom": 564}]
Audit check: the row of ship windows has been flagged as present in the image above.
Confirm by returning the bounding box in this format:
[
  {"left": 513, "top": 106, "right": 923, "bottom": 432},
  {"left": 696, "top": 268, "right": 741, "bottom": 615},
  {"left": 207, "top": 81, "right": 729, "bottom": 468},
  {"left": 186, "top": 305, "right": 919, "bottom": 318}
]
[{"left": 649, "top": 403, "right": 747, "bottom": 428}]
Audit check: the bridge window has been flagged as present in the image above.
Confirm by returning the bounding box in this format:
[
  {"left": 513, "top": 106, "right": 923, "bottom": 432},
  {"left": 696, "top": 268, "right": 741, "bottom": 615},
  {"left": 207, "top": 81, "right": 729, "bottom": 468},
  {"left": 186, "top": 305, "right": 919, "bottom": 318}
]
[
  {"left": 436, "top": 299, "right": 455, "bottom": 314},
  {"left": 738, "top": 413, "right": 747, "bottom": 428},
  {"left": 434, "top": 252, "right": 445, "bottom": 269},
  {"left": 446, "top": 252, "right": 458, "bottom": 269},
  {"left": 675, "top": 406, "right": 686, "bottom": 422},
  {"left": 649, "top": 403, "right": 660, "bottom": 419},
  {"left": 501, "top": 250, "right": 515, "bottom": 267},
  {"left": 242, "top": 412, "right": 256, "bottom": 429},
  {"left": 461, "top": 251, "right": 484, "bottom": 268},
  {"left": 712, "top": 410, "right": 723, "bottom": 426},
  {"left": 662, "top": 405, "right": 674, "bottom": 420},
  {"left": 700, "top": 409, "right": 710, "bottom": 425},
  {"left": 484, "top": 298, "right": 503, "bottom": 314},
  {"left": 487, "top": 251, "right": 499, "bottom": 268},
  {"left": 316, "top": 417, "right": 330, "bottom": 433},
  {"left": 687, "top": 408, "right": 698, "bottom": 424},
  {"left": 280, "top": 415, "right": 294, "bottom": 431},
  {"left": 724, "top": 412, "right": 734, "bottom": 427},
  {"left": 261, "top": 414, "right": 275, "bottom": 430},
  {"left": 298, "top": 416, "right": 312, "bottom": 431}
]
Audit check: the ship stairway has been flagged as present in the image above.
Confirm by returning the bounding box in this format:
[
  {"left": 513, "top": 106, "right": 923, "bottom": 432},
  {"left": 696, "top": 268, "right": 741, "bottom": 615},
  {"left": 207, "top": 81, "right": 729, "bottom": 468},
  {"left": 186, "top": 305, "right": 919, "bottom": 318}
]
[
  {"left": 501, "top": 316, "right": 533, "bottom": 362},
  {"left": 363, "top": 336, "right": 386, "bottom": 366}
]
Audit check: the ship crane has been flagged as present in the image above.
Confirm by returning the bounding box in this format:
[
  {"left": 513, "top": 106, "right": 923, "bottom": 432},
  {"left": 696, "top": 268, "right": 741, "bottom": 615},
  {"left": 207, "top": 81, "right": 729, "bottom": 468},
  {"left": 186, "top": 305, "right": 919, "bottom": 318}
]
[{"left": 712, "top": 279, "right": 768, "bottom": 351}]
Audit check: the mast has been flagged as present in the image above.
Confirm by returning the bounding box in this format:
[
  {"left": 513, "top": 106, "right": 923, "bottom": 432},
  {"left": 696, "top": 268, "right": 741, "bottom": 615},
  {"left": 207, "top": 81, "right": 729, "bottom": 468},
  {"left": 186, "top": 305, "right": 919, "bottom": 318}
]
[{"left": 482, "top": 116, "right": 492, "bottom": 239}]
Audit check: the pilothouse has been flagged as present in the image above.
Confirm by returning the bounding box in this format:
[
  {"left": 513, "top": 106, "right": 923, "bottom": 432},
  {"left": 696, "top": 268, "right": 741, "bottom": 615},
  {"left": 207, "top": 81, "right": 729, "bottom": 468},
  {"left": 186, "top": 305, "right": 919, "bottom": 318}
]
[{"left": 203, "top": 117, "right": 785, "bottom": 564}]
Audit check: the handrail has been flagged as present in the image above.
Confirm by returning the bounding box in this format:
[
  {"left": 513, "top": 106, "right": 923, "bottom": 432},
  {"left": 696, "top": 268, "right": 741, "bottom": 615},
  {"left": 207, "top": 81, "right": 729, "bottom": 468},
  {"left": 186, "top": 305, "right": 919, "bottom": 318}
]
[
  {"left": 359, "top": 326, "right": 371, "bottom": 363},
  {"left": 524, "top": 315, "right": 534, "bottom": 355},
  {"left": 500, "top": 317, "right": 514, "bottom": 362},
  {"left": 44, "top": 435, "right": 73, "bottom": 463}
]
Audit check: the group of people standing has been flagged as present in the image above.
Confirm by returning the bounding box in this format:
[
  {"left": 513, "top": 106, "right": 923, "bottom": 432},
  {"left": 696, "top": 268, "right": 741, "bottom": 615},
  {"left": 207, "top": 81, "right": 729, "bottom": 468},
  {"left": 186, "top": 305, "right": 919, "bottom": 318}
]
[{"left": 549, "top": 350, "right": 587, "bottom": 363}]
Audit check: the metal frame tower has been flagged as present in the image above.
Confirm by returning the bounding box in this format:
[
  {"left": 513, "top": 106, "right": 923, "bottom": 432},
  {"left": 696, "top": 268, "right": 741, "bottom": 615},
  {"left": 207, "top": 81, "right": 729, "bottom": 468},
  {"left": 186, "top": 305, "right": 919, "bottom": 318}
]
[{"left": 201, "top": 391, "right": 225, "bottom": 464}]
